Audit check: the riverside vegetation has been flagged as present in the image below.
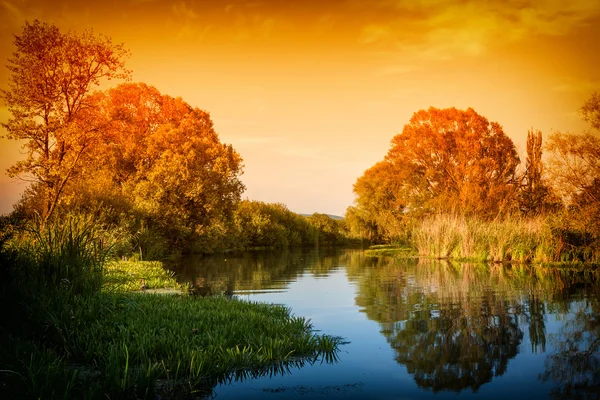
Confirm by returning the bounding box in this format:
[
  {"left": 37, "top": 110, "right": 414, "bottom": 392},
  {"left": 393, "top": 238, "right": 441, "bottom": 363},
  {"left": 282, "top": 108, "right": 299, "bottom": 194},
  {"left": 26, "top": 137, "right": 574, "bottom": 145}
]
[
  {"left": 347, "top": 103, "right": 600, "bottom": 264},
  {"left": 0, "top": 216, "right": 341, "bottom": 399}
]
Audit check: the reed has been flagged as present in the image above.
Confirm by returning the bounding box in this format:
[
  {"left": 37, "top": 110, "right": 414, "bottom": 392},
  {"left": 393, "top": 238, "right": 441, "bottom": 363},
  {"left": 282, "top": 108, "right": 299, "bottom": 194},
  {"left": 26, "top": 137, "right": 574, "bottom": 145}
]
[{"left": 410, "top": 214, "right": 555, "bottom": 263}]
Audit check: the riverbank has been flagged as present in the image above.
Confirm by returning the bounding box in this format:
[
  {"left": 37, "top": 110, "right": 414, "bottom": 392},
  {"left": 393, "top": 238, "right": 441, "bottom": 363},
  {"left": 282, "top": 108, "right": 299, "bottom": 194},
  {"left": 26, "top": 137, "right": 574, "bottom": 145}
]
[
  {"left": 0, "top": 220, "right": 341, "bottom": 399},
  {"left": 364, "top": 214, "right": 600, "bottom": 264}
]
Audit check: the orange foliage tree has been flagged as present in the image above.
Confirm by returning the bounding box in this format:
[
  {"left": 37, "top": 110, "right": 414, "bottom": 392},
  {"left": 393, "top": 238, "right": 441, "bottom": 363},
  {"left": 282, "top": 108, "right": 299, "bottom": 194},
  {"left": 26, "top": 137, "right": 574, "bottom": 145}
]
[
  {"left": 1, "top": 20, "right": 130, "bottom": 222},
  {"left": 349, "top": 107, "right": 520, "bottom": 239},
  {"left": 68, "top": 83, "right": 245, "bottom": 247}
]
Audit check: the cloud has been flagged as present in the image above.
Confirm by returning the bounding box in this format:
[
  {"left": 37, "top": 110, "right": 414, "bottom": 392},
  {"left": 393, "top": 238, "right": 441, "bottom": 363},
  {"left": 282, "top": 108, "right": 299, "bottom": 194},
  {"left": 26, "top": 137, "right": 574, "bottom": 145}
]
[
  {"left": 552, "top": 79, "right": 600, "bottom": 94},
  {"left": 0, "top": 0, "right": 44, "bottom": 29},
  {"left": 359, "top": 0, "right": 600, "bottom": 60}
]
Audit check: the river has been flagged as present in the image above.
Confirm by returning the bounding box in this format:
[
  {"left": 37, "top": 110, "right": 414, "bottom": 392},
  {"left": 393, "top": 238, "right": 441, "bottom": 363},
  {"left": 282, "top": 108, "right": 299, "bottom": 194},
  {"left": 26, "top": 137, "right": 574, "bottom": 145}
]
[{"left": 172, "top": 248, "right": 600, "bottom": 399}]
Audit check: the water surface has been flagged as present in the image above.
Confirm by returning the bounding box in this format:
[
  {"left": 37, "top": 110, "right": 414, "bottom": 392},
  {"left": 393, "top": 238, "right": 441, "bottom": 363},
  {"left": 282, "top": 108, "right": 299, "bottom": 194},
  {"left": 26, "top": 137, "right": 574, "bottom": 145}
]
[{"left": 172, "top": 249, "right": 600, "bottom": 399}]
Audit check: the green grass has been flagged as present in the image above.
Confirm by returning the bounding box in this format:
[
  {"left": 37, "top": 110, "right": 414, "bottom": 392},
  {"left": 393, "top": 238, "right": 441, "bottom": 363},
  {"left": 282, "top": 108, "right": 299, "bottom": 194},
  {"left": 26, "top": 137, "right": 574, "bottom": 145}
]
[
  {"left": 0, "top": 216, "right": 342, "bottom": 399},
  {"left": 364, "top": 244, "right": 416, "bottom": 258},
  {"left": 103, "top": 260, "right": 186, "bottom": 293}
]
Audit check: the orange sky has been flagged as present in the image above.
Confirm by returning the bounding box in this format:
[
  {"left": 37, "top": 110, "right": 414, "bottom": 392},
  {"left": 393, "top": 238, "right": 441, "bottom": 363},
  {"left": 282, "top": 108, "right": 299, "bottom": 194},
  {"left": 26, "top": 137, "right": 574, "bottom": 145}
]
[{"left": 1, "top": 0, "right": 599, "bottom": 216}]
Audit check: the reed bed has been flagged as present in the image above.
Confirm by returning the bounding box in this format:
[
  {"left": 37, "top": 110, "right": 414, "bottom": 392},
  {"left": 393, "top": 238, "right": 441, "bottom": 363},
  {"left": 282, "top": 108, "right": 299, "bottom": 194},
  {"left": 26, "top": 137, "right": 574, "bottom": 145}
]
[{"left": 411, "top": 214, "right": 556, "bottom": 263}]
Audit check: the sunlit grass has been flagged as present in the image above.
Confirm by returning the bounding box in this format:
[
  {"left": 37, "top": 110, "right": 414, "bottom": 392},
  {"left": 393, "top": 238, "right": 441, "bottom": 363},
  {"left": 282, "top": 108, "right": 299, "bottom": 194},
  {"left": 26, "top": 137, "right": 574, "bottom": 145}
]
[
  {"left": 103, "top": 260, "right": 186, "bottom": 293},
  {"left": 364, "top": 244, "right": 416, "bottom": 258},
  {"left": 411, "top": 214, "right": 556, "bottom": 263}
]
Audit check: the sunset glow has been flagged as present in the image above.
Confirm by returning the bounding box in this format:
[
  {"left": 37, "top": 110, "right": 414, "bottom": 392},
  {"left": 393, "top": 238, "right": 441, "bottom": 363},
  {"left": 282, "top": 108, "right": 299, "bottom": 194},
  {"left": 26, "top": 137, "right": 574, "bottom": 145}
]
[{"left": 1, "top": 0, "right": 599, "bottom": 215}]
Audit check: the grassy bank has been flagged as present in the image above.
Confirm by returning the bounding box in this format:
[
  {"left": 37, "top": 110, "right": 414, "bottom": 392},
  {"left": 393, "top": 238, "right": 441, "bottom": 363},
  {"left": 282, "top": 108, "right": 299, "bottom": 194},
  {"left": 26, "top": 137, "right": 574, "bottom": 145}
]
[
  {"left": 0, "top": 217, "right": 341, "bottom": 399},
  {"left": 364, "top": 244, "right": 416, "bottom": 258},
  {"left": 362, "top": 213, "right": 600, "bottom": 264},
  {"left": 410, "top": 214, "right": 599, "bottom": 264}
]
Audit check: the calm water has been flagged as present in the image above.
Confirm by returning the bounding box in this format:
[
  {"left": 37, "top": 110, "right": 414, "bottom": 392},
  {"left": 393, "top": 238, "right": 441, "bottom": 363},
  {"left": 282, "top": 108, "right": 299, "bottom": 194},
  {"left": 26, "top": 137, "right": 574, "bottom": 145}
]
[{"left": 172, "top": 249, "right": 600, "bottom": 400}]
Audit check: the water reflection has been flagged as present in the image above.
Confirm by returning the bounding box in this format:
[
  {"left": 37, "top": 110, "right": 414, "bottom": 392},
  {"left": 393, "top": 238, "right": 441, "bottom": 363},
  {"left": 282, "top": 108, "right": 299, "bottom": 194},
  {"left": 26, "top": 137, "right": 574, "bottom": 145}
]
[
  {"left": 170, "top": 248, "right": 342, "bottom": 295},
  {"left": 346, "top": 255, "right": 600, "bottom": 394},
  {"left": 173, "top": 250, "right": 600, "bottom": 398},
  {"left": 347, "top": 258, "right": 525, "bottom": 392},
  {"left": 541, "top": 277, "right": 600, "bottom": 399}
]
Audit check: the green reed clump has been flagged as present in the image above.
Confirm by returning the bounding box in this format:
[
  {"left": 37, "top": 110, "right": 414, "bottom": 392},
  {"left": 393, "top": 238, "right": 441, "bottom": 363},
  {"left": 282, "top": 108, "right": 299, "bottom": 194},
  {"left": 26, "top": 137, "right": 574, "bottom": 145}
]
[
  {"left": 37, "top": 293, "right": 342, "bottom": 398},
  {"left": 8, "top": 215, "right": 108, "bottom": 296}
]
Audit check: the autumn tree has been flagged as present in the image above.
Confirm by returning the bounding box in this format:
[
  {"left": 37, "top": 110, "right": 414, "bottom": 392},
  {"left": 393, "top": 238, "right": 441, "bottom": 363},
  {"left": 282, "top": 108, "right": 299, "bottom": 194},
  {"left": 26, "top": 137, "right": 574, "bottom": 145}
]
[
  {"left": 581, "top": 92, "right": 600, "bottom": 131},
  {"left": 546, "top": 92, "right": 600, "bottom": 210},
  {"left": 1, "top": 20, "right": 130, "bottom": 222},
  {"left": 349, "top": 107, "right": 520, "bottom": 237},
  {"left": 544, "top": 93, "right": 600, "bottom": 257},
  {"left": 64, "top": 83, "right": 245, "bottom": 250},
  {"left": 349, "top": 161, "right": 407, "bottom": 242},
  {"left": 518, "top": 129, "right": 556, "bottom": 215}
]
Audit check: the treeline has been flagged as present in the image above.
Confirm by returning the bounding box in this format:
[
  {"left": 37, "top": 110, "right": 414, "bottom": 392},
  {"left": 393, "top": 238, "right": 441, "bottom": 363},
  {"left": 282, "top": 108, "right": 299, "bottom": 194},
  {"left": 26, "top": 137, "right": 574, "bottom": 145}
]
[
  {"left": 346, "top": 100, "right": 600, "bottom": 263},
  {"left": 1, "top": 20, "right": 349, "bottom": 258}
]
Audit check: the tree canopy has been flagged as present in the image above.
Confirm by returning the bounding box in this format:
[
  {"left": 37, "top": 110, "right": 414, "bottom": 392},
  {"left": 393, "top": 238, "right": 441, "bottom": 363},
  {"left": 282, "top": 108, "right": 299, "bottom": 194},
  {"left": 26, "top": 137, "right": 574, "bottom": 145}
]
[
  {"left": 63, "top": 83, "right": 246, "bottom": 247},
  {"left": 1, "top": 20, "right": 131, "bottom": 222},
  {"left": 546, "top": 92, "right": 600, "bottom": 211}
]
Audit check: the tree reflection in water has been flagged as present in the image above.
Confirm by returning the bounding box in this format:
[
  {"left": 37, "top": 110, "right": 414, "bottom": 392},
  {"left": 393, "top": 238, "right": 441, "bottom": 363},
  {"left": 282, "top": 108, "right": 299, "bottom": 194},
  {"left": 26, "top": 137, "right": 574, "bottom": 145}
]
[
  {"left": 347, "top": 255, "right": 600, "bottom": 394},
  {"left": 349, "top": 258, "right": 527, "bottom": 392},
  {"left": 541, "top": 276, "right": 600, "bottom": 400}
]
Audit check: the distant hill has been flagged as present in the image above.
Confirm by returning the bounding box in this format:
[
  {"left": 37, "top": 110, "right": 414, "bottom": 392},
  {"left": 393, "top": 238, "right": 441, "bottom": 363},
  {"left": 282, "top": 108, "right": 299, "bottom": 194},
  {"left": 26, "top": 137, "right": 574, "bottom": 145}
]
[{"left": 300, "top": 213, "right": 344, "bottom": 220}]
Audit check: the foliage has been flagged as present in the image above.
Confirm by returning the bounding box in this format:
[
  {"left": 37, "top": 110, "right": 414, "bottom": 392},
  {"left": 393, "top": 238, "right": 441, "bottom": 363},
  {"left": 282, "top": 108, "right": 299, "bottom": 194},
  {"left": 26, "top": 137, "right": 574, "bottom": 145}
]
[
  {"left": 306, "top": 213, "right": 349, "bottom": 246},
  {"left": 5, "top": 215, "right": 110, "bottom": 297},
  {"left": 233, "top": 200, "right": 317, "bottom": 249},
  {"left": 546, "top": 131, "right": 600, "bottom": 208},
  {"left": 581, "top": 91, "right": 600, "bottom": 131},
  {"left": 518, "top": 129, "right": 559, "bottom": 216},
  {"left": 385, "top": 107, "right": 520, "bottom": 217},
  {"left": 349, "top": 161, "right": 407, "bottom": 242},
  {"left": 0, "top": 20, "right": 130, "bottom": 222},
  {"left": 54, "top": 82, "right": 246, "bottom": 254}
]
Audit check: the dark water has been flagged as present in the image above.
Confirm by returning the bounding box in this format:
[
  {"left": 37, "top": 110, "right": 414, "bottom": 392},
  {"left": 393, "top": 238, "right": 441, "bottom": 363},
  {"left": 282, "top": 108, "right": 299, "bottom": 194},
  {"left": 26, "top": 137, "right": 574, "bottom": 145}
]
[{"left": 172, "top": 249, "right": 600, "bottom": 400}]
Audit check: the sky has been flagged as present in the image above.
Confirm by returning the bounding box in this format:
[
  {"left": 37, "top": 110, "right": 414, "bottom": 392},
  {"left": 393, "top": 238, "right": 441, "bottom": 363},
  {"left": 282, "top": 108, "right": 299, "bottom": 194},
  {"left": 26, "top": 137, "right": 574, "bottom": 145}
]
[{"left": 1, "top": 0, "right": 599, "bottom": 216}]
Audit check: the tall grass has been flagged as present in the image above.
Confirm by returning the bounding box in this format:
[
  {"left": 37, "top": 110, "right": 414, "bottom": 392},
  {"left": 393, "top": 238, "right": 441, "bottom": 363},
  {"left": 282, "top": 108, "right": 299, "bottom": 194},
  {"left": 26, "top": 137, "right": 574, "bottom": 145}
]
[
  {"left": 8, "top": 215, "right": 109, "bottom": 296},
  {"left": 411, "top": 214, "right": 557, "bottom": 263}
]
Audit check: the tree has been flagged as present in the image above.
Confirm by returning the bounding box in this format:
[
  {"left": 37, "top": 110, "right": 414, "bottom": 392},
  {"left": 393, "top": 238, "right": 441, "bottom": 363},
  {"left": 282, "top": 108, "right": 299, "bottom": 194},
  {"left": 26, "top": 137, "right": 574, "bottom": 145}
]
[
  {"left": 546, "top": 132, "right": 600, "bottom": 208},
  {"left": 350, "top": 161, "right": 407, "bottom": 242},
  {"left": 581, "top": 92, "right": 600, "bottom": 131},
  {"left": 546, "top": 92, "right": 600, "bottom": 209},
  {"left": 306, "top": 213, "right": 347, "bottom": 246},
  {"left": 350, "top": 107, "right": 520, "bottom": 231},
  {"left": 67, "top": 83, "right": 245, "bottom": 249},
  {"left": 545, "top": 93, "right": 600, "bottom": 260},
  {"left": 518, "top": 129, "right": 556, "bottom": 215},
  {"left": 1, "top": 20, "right": 130, "bottom": 222}
]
